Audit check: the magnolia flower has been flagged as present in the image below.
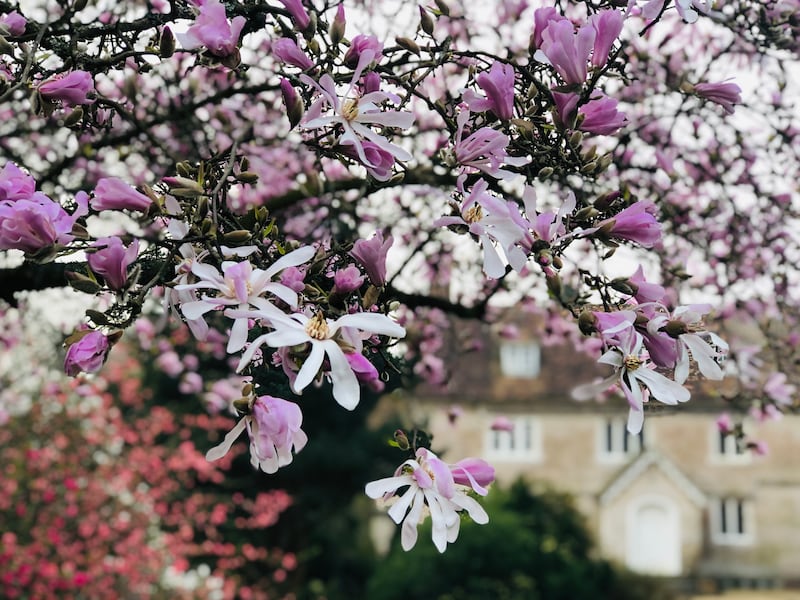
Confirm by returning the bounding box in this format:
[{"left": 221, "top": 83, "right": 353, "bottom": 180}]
[
  {"left": 38, "top": 71, "right": 95, "bottom": 107},
  {"left": 276, "top": 0, "right": 310, "bottom": 30},
  {"left": 595, "top": 201, "right": 662, "bottom": 248},
  {"left": 91, "top": 177, "right": 152, "bottom": 212},
  {"left": 0, "top": 11, "right": 26, "bottom": 36},
  {"left": 462, "top": 61, "right": 515, "bottom": 121},
  {"left": 350, "top": 231, "right": 393, "bottom": 286},
  {"left": 693, "top": 81, "right": 742, "bottom": 115},
  {"left": 534, "top": 19, "right": 595, "bottom": 85},
  {"left": 451, "top": 111, "right": 529, "bottom": 180},
  {"left": 64, "top": 330, "right": 110, "bottom": 376},
  {"left": 178, "top": 0, "right": 245, "bottom": 57},
  {"left": 365, "top": 448, "right": 491, "bottom": 553},
  {"left": 272, "top": 37, "right": 314, "bottom": 70},
  {"left": 648, "top": 304, "right": 728, "bottom": 384},
  {"left": 206, "top": 395, "right": 308, "bottom": 474},
  {"left": 0, "top": 197, "right": 75, "bottom": 253},
  {"left": 434, "top": 178, "right": 526, "bottom": 278},
  {"left": 343, "top": 34, "right": 383, "bottom": 68},
  {"left": 572, "top": 329, "right": 691, "bottom": 434},
  {"left": 87, "top": 237, "right": 139, "bottom": 290},
  {"left": 578, "top": 93, "right": 627, "bottom": 135},
  {"left": 236, "top": 309, "right": 405, "bottom": 410},
  {"left": 588, "top": 9, "right": 624, "bottom": 68},
  {"left": 0, "top": 163, "right": 36, "bottom": 201},
  {"left": 177, "top": 246, "right": 315, "bottom": 353},
  {"left": 300, "top": 51, "right": 414, "bottom": 169}
]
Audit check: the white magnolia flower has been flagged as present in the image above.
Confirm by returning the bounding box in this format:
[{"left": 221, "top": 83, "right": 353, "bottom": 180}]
[
  {"left": 365, "top": 448, "right": 490, "bottom": 553},
  {"left": 572, "top": 329, "right": 690, "bottom": 434},
  {"left": 235, "top": 309, "right": 405, "bottom": 410},
  {"left": 176, "top": 246, "right": 315, "bottom": 353}
]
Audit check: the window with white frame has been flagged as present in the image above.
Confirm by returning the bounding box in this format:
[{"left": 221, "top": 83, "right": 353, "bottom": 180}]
[
  {"left": 598, "top": 418, "right": 644, "bottom": 462},
  {"left": 712, "top": 428, "right": 751, "bottom": 464},
  {"left": 499, "top": 341, "right": 541, "bottom": 378},
  {"left": 711, "top": 497, "right": 754, "bottom": 545},
  {"left": 485, "top": 416, "right": 542, "bottom": 462}
]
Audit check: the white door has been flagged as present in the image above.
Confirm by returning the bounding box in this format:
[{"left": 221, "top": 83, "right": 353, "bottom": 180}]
[{"left": 625, "top": 497, "right": 682, "bottom": 576}]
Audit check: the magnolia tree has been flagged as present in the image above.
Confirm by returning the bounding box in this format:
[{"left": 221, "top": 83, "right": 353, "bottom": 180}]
[{"left": 0, "top": 0, "right": 799, "bottom": 555}]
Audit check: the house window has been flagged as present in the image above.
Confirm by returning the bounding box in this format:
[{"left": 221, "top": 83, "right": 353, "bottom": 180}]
[
  {"left": 486, "top": 416, "right": 542, "bottom": 462},
  {"left": 712, "top": 428, "right": 751, "bottom": 464},
  {"left": 599, "top": 418, "right": 644, "bottom": 462},
  {"left": 499, "top": 342, "right": 541, "bottom": 378},
  {"left": 711, "top": 498, "right": 754, "bottom": 545}
]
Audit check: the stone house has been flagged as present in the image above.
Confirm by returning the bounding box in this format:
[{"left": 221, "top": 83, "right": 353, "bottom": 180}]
[{"left": 378, "top": 317, "right": 800, "bottom": 590}]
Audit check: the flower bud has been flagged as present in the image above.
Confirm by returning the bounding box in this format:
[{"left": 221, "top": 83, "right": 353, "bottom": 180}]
[
  {"left": 160, "top": 26, "right": 175, "bottom": 58},
  {"left": 330, "top": 4, "right": 346, "bottom": 46},
  {"left": 393, "top": 429, "right": 410, "bottom": 451},
  {"left": 419, "top": 6, "right": 435, "bottom": 36},
  {"left": 64, "top": 330, "right": 110, "bottom": 376},
  {"left": 395, "top": 36, "right": 421, "bottom": 56}
]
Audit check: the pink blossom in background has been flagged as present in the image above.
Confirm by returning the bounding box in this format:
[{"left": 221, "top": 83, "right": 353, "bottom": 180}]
[
  {"left": 490, "top": 415, "right": 514, "bottom": 432},
  {"left": 531, "top": 7, "right": 567, "bottom": 49},
  {"left": 206, "top": 395, "right": 308, "bottom": 474},
  {"left": 178, "top": 0, "right": 245, "bottom": 57},
  {"left": 64, "top": 331, "right": 110, "bottom": 376},
  {"left": 463, "top": 61, "right": 515, "bottom": 120},
  {"left": 87, "top": 237, "right": 139, "bottom": 290},
  {"left": 350, "top": 231, "right": 393, "bottom": 286},
  {"left": 38, "top": 71, "right": 94, "bottom": 107},
  {"left": 91, "top": 177, "right": 152, "bottom": 212},
  {"left": 693, "top": 81, "right": 742, "bottom": 115}
]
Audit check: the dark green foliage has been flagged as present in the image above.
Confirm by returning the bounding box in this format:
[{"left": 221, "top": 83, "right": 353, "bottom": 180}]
[{"left": 366, "top": 479, "right": 678, "bottom": 600}]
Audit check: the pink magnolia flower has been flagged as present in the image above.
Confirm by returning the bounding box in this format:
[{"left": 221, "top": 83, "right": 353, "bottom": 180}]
[
  {"left": 343, "top": 34, "right": 383, "bottom": 68},
  {"left": 64, "top": 330, "right": 110, "bottom": 376},
  {"left": 463, "top": 61, "right": 515, "bottom": 120},
  {"left": 572, "top": 329, "right": 691, "bottom": 434},
  {"left": 0, "top": 11, "right": 26, "bottom": 36},
  {"left": 272, "top": 37, "right": 314, "bottom": 70},
  {"left": 91, "top": 177, "right": 152, "bottom": 212},
  {"left": 596, "top": 201, "right": 663, "bottom": 248},
  {"left": 534, "top": 19, "right": 595, "bottom": 85},
  {"left": 236, "top": 309, "right": 405, "bottom": 410},
  {"left": 451, "top": 111, "right": 529, "bottom": 180},
  {"left": 87, "top": 237, "right": 139, "bottom": 290},
  {"left": 628, "top": 265, "right": 667, "bottom": 304},
  {"left": 350, "top": 231, "right": 393, "bottom": 286},
  {"left": 300, "top": 50, "right": 414, "bottom": 169},
  {"left": 578, "top": 93, "right": 627, "bottom": 135},
  {"left": 206, "top": 395, "right": 308, "bottom": 474},
  {"left": 38, "top": 71, "right": 95, "bottom": 107},
  {"left": 341, "top": 140, "right": 397, "bottom": 181},
  {"left": 332, "top": 264, "right": 365, "bottom": 294},
  {"left": 276, "top": 0, "right": 310, "bottom": 30},
  {"left": 450, "top": 457, "right": 495, "bottom": 494},
  {"left": 178, "top": 0, "right": 245, "bottom": 57},
  {"left": 0, "top": 198, "right": 75, "bottom": 252},
  {"left": 693, "top": 81, "right": 742, "bottom": 115},
  {"left": 589, "top": 9, "right": 624, "bottom": 68},
  {"left": 531, "top": 7, "right": 567, "bottom": 49},
  {"left": 365, "top": 448, "right": 490, "bottom": 553},
  {"left": 763, "top": 372, "right": 795, "bottom": 405}
]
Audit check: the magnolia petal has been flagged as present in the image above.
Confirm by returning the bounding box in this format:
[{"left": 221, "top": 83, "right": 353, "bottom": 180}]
[
  {"left": 326, "top": 342, "right": 360, "bottom": 410},
  {"left": 334, "top": 312, "right": 406, "bottom": 338},
  {"left": 365, "top": 474, "right": 413, "bottom": 499},
  {"left": 293, "top": 341, "right": 325, "bottom": 393},
  {"left": 206, "top": 418, "right": 248, "bottom": 461},
  {"left": 683, "top": 334, "right": 724, "bottom": 380},
  {"left": 388, "top": 485, "right": 417, "bottom": 524},
  {"left": 635, "top": 368, "right": 690, "bottom": 404},
  {"left": 400, "top": 489, "right": 425, "bottom": 551}
]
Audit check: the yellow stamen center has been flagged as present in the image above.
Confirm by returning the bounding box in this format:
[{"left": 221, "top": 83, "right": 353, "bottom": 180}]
[
  {"left": 464, "top": 205, "right": 483, "bottom": 223},
  {"left": 342, "top": 98, "right": 359, "bottom": 122},
  {"left": 624, "top": 355, "right": 643, "bottom": 371},
  {"left": 305, "top": 312, "right": 330, "bottom": 340}
]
